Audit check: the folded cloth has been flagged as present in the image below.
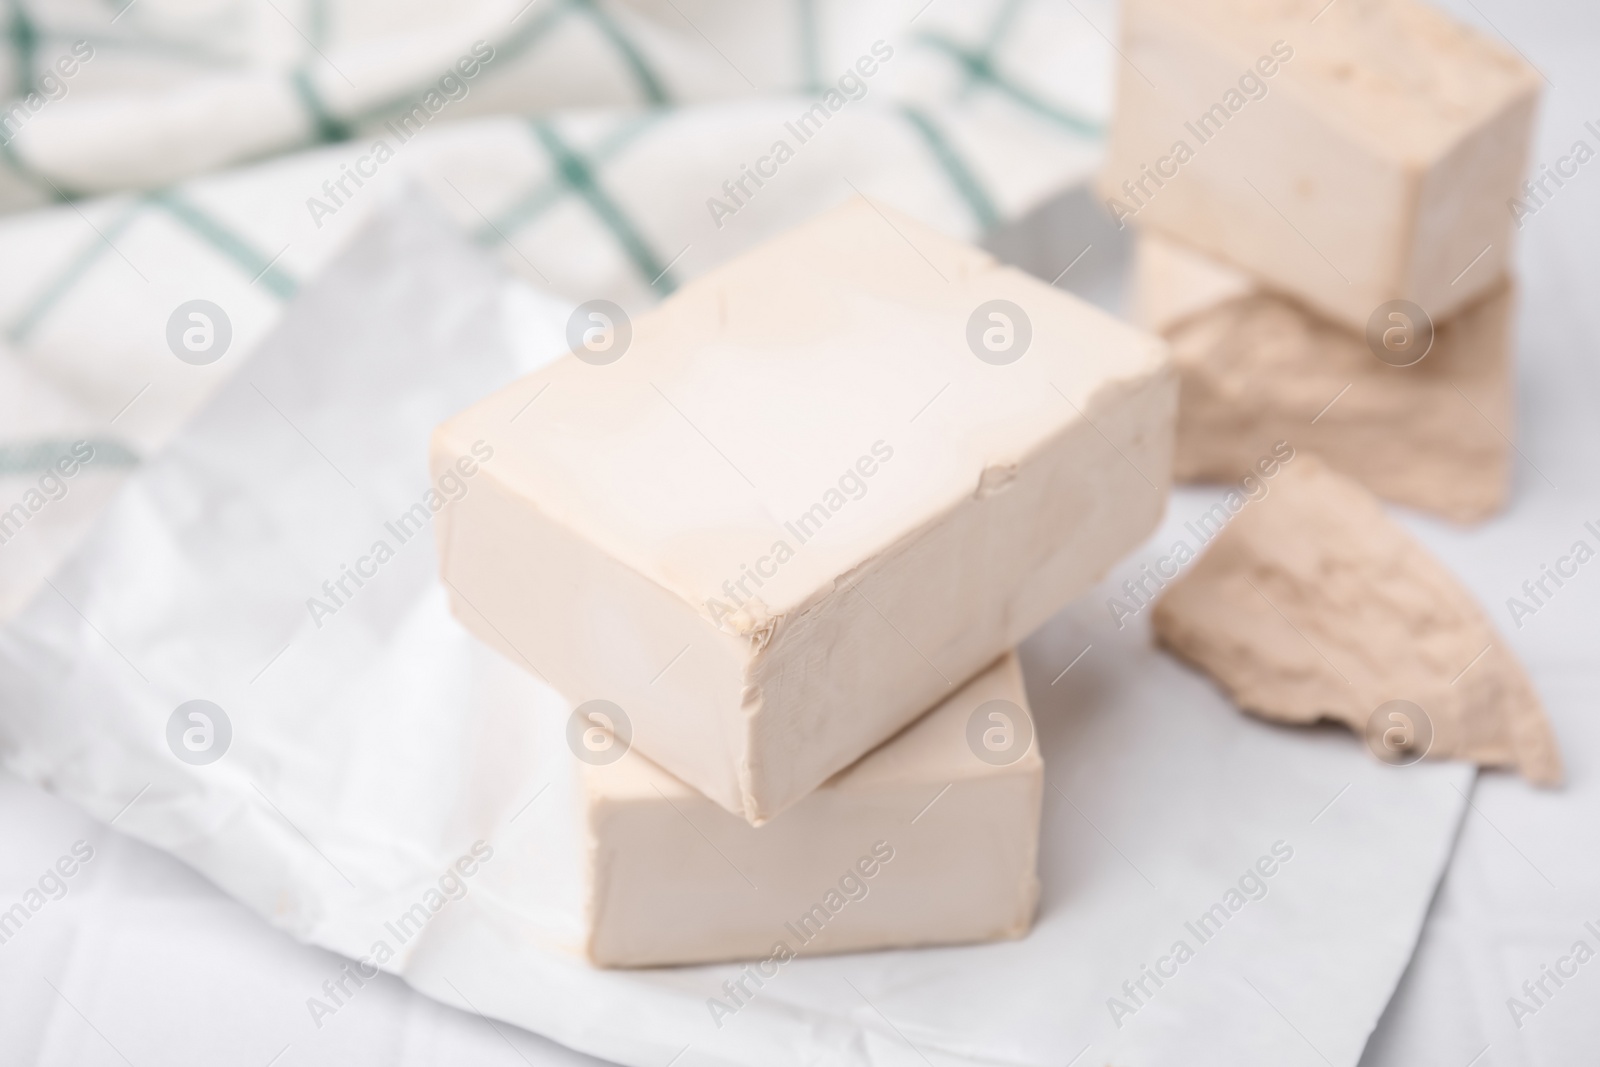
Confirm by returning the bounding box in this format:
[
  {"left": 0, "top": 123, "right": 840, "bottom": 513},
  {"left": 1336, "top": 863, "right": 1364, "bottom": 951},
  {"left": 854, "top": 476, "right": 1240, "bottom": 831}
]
[{"left": 0, "top": 0, "right": 1107, "bottom": 211}]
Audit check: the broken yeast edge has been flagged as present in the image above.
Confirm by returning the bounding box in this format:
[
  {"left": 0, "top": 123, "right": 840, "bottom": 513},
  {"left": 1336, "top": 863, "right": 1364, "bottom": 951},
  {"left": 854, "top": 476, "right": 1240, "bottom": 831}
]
[
  {"left": 1134, "top": 230, "right": 1516, "bottom": 523},
  {"left": 1152, "top": 454, "right": 1561, "bottom": 785}
]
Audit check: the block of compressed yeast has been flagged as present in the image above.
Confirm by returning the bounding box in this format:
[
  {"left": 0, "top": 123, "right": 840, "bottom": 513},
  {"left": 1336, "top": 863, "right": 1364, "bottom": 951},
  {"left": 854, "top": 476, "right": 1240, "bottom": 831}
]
[
  {"left": 1099, "top": 0, "right": 1540, "bottom": 331},
  {"left": 1153, "top": 456, "right": 1561, "bottom": 785},
  {"left": 1135, "top": 232, "right": 1515, "bottom": 523},
  {"left": 432, "top": 196, "right": 1173, "bottom": 823},
  {"left": 580, "top": 652, "right": 1041, "bottom": 967}
]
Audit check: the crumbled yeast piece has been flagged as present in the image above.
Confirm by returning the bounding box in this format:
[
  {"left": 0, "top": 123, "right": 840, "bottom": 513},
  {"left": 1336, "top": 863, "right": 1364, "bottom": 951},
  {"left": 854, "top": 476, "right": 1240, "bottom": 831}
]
[
  {"left": 1136, "top": 231, "right": 1515, "bottom": 523},
  {"left": 1153, "top": 455, "right": 1561, "bottom": 785}
]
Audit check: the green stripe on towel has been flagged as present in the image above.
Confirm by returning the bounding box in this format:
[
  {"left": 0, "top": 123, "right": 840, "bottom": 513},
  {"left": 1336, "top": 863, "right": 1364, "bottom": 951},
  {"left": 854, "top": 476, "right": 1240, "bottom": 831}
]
[
  {"left": 530, "top": 119, "right": 676, "bottom": 292},
  {"left": 915, "top": 33, "right": 1102, "bottom": 139},
  {"left": 0, "top": 437, "right": 138, "bottom": 476},
  {"left": 900, "top": 105, "right": 999, "bottom": 230},
  {"left": 149, "top": 189, "right": 298, "bottom": 299}
]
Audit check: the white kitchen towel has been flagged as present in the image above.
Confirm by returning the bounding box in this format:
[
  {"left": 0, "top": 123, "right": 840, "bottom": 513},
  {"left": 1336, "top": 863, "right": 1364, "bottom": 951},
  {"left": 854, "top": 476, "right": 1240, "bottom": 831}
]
[{"left": 0, "top": 0, "right": 1107, "bottom": 212}]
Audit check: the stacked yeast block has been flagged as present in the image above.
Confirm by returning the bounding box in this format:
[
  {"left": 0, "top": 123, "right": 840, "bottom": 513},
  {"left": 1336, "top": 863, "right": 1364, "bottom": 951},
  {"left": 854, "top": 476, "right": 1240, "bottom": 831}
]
[
  {"left": 476, "top": 652, "right": 1041, "bottom": 966},
  {"left": 1102, "top": 0, "right": 1539, "bottom": 328},
  {"left": 1102, "top": 0, "right": 1539, "bottom": 521},
  {"left": 434, "top": 196, "right": 1174, "bottom": 826},
  {"left": 580, "top": 654, "right": 1042, "bottom": 967}
]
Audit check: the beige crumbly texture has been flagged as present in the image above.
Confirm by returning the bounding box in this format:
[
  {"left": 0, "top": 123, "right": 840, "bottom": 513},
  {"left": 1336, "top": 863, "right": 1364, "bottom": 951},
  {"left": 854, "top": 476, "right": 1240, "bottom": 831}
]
[
  {"left": 1153, "top": 456, "right": 1561, "bottom": 785},
  {"left": 1135, "top": 232, "right": 1515, "bottom": 523}
]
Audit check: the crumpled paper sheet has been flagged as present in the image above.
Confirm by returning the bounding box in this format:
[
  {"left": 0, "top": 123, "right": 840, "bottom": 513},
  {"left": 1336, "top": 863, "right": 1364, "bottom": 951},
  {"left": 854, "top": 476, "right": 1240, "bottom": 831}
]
[{"left": 0, "top": 191, "right": 1473, "bottom": 1066}]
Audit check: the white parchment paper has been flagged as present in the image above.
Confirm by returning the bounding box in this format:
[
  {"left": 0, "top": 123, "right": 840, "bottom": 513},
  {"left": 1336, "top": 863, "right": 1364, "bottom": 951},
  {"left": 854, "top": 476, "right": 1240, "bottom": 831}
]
[{"left": 0, "top": 192, "right": 1472, "bottom": 1066}]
